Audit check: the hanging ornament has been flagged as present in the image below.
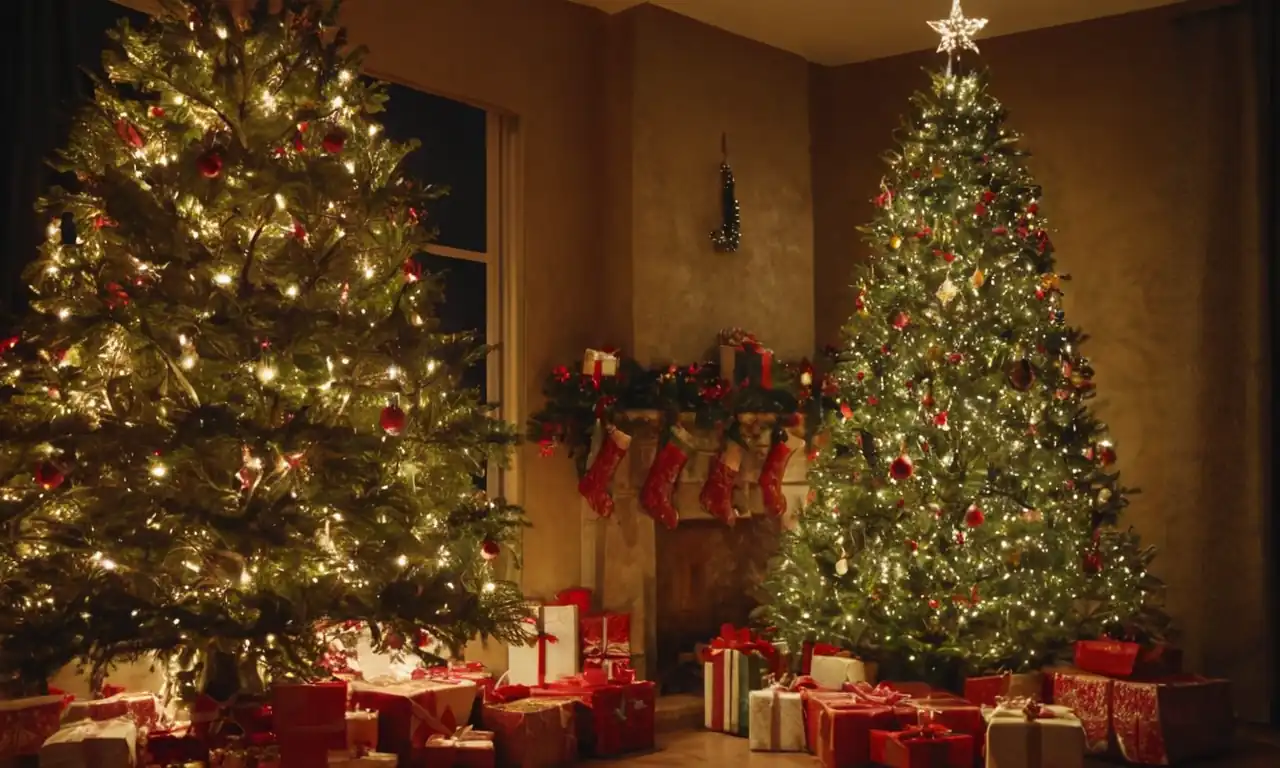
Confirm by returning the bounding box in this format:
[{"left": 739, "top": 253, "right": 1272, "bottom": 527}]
[
  {"left": 322, "top": 129, "right": 347, "bottom": 154},
  {"left": 0, "top": 336, "right": 19, "bottom": 355},
  {"left": 935, "top": 277, "right": 959, "bottom": 306},
  {"left": 964, "top": 504, "right": 985, "bottom": 527},
  {"left": 380, "top": 404, "right": 407, "bottom": 436},
  {"left": 292, "top": 219, "right": 307, "bottom": 241},
  {"left": 114, "top": 119, "right": 145, "bottom": 148},
  {"left": 889, "top": 454, "right": 914, "bottom": 481},
  {"left": 480, "top": 540, "right": 501, "bottom": 561},
  {"left": 834, "top": 556, "right": 849, "bottom": 576},
  {"left": 931, "top": 163, "right": 945, "bottom": 179},
  {"left": 891, "top": 312, "right": 910, "bottom": 330},
  {"left": 1083, "top": 550, "right": 1103, "bottom": 574},
  {"left": 908, "top": 539, "right": 919, "bottom": 553},
  {"left": 35, "top": 462, "right": 66, "bottom": 490},
  {"left": 971, "top": 267, "right": 985, "bottom": 288},
  {"left": 933, "top": 411, "right": 949, "bottom": 429},
  {"left": 934, "top": 248, "right": 956, "bottom": 263},
  {"left": 889, "top": 234, "right": 903, "bottom": 250},
  {"left": 1097, "top": 444, "right": 1117, "bottom": 466},
  {"left": 710, "top": 133, "right": 741, "bottom": 253},
  {"left": 402, "top": 259, "right": 422, "bottom": 283},
  {"left": 874, "top": 179, "right": 894, "bottom": 208},
  {"left": 149, "top": 105, "right": 166, "bottom": 118},
  {"left": 197, "top": 149, "right": 224, "bottom": 178},
  {"left": 1005, "top": 359, "right": 1035, "bottom": 391}
]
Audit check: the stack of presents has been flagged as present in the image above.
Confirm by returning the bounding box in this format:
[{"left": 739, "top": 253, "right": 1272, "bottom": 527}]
[
  {"left": 706, "top": 625, "right": 1235, "bottom": 767},
  {"left": 0, "top": 589, "right": 652, "bottom": 767}
]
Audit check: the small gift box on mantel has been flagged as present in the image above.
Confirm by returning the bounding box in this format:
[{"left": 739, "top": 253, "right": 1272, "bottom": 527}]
[
  {"left": 581, "top": 349, "right": 619, "bottom": 384},
  {"left": 984, "top": 698, "right": 1085, "bottom": 768},
  {"left": 870, "top": 724, "right": 975, "bottom": 768},
  {"left": 507, "top": 603, "right": 580, "bottom": 687},
  {"left": 718, "top": 328, "right": 774, "bottom": 390}
]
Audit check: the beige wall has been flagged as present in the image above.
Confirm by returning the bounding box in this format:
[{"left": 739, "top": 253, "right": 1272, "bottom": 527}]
[{"left": 811, "top": 5, "right": 1269, "bottom": 721}]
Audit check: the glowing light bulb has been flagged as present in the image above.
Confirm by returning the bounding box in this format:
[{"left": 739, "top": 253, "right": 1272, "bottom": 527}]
[
  {"left": 368, "top": 124, "right": 380, "bottom": 137},
  {"left": 387, "top": 365, "right": 399, "bottom": 380},
  {"left": 332, "top": 95, "right": 345, "bottom": 108},
  {"left": 56, "top": 308, "right": 70, "bottom": 320},
  {"left": 396, "top": 555, "right": 408, "bottom": 567},
  {"left": 257, "top": 364, "right": 277, "bottom": 383},
  {"left": 214, "top": 273, "right": 233, "bottom": 286},
  {"left": 483, "top": 582, "right": 496, "bottom": 594},
  {"left": 363, "top": 266, "right": 375, "bottom": 279},
  {"left": 338, "top": 69, "right": 353, "bottom": 83},
  {"left": 344, "top": 160, "right": 356, "bottom": 174},
  {"left": 215, "top": 26, "right": 228, "bottom": 39},
  {"left": 101, "top": 558, "right": 117, "bottom": 571},
  {"left": 150, "top": 464, "right": 168, "bottom": 478},
  {"left": 285, "top": 285, "right": 299, "bottom": 298},
  {"left": 180, "top": 354, "right": 197, "bottom": 370},
  {"left": 274, "top": 193, "right": 287, "bottom": 211}
]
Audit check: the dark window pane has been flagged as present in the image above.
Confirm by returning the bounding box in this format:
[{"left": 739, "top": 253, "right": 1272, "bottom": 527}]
[
  {"left": 417, "top": 253, "right": 487, "bottom": 400},
  {"left": 376, "top": 82, "right": 487, "bottom": 252}
]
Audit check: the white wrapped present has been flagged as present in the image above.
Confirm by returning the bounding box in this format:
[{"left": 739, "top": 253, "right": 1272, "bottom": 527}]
[
  {"left": 63, "top": 693, "right": 160, "bottom": 731},
  {"left": 582, "top": 349, "right": 619, "bottom": 379},
  {"left": 507, "top": 603, "right": 579, "bottom": 686},
  {"left": 984, "top": 699, "right": 1085, "bottom": 768},
  {"left": 809, "top": 655, "right": 877, "bottom": 689},
  {"left": 346, "top": 710, "right": 379, "bottom": 753},
  {"left": 39, "top": 717, "right": 137, "bottom": 768},
  {"left": 748, "top": 689, "right": 805, "bottom": 752}
]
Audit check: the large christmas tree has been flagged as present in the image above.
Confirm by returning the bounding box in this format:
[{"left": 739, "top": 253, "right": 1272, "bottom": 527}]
[
  {"left": 763, "top": 1, "right": 1164, "bottom": 681},
  {"left": 0, "top": 0, "right": 526, "bottom": 696}
]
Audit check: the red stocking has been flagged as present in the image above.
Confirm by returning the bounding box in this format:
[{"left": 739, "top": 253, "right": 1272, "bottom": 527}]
[
  {"left": 759, "top": 432, "right": 805, "bottom": 517},
  {"left": 640, "top": 426, "right": 691, "bottom": 530},
  {"left": 700, "top": 441, "right": 742, "bottom": 527},
  {"left": 578, "top": 425, "right": 631, "bottom": 517}
]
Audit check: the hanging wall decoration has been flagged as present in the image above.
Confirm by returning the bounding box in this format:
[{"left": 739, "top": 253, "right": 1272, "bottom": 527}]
[{"left": 710, "top": 132, "right": 741, "bottom": 252}]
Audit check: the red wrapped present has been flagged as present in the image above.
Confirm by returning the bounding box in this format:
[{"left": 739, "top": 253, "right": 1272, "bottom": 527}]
[
  {"left": 0, "top": 694, "right": 67, "bottom": 758},
  {"left": 273, "top": 681, "right": 346, "bottom": 767},
  {"left": 911, "top": 697, "right": 984, "bottom": 743},
  {"left": 350, "top": 678, "right": 478, "bottom": 763},
  {"left": 843, "top": 681, "right": 930, "bottom": 723},
  {"left": 530, "top": 672, "right": 625, "bottom": 757},
  {"left": 618, "top": 679, "right": 655, "bottom": 753},
  {"left": 719, "top": 334, "right": 774, "bottom": 390},
  {"left": 870, "top": 724, "right": 975, "bottom": 768},
  {"left": 419, "top": 727, "right": 496, "bottom": 767},
  {"left": 1111, "top": 676, "right": 1233, "bottom": 765},
  {"left": 964, "top": 672, "right": 1044, "bottom": 708},
  {"left": 816, "top": 699, "right": 897, "bottom": 767},
  {"left": 580, "top": 612, "right": 631, "bottom": 671},
  {"left": 800, "top": 691, "right": 857, "bottom": 752},
  {"left": 1074, "top": 640, "right": 1183, "bottom": 679},
  {"left": 191, "top": 693, "right": 274, "bottom": 746},
  {"left": 480, "top": 697, "right": 577, "bottom": 767},
  {"left": 141, "top": 722, "right": 208, "bottom": 765},
  {"left": 64, "top": 692, "right": 161, "bottom": 731},
  {"left": 1050, "top": 670, "right": 1114, "bottom": 754}
]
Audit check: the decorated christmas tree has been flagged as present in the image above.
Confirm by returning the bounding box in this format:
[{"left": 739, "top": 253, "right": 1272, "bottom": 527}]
[
  {"left": 0, "top": 0, "right": 526, "bottom": 697},
  {"left": 763, "top": 1, "right": 1165, "bottom": 681}
]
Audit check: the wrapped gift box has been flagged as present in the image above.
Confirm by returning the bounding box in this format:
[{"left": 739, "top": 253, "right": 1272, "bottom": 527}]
[
  {"left": 703, "top": 649, "right": 769, "bottom": 736},
  {"left": 507, "top": 604, "right": 580, "bottom": 687},
  {"left": 480, "top": 697, "right": 577, "bottom": 767},
  {"left": 800, "top": 691, "right": 857, "bottom": 752},
  {"left": 346, "top": 710, "right": 379, "bottom": 754},
  {"left": 816, "top": 698, "right": 897, "bottom": 767},
  {"left": 719, "top": 343, "right": 774, "bottom": 389},
  {"left": 914, "top": 698, "right": 984, "bottom": 743},
  {"left": 965, "top": 672, "right": 1044, "bottom": 708},
  {"left": 581, "top": 350, "right": 619, "bottom": 381},
  {"left": 1074, "top": 640, "right": 1183, "bottom": 680},
  {"left": 210, "top": 736, "right": 281, "bottom": 768},
  {"left": 421, "top": 662, "right": 496, "bottom": 701},
  {"left": 747, "top": 689, "right": 804, "bottom": 753},
  {"left": 530, "top": 673, "right": 624, "bottom": 757},
  {"left": 580, "top": 612, "right": 630, "bottom": 672},
  {"left": 618, "top": 679, "right": 655, "bottom": 753},
  {"left": 326, "top": 749, "right": 398, "bottom": 766},
  {"left": 274, "top": 681, "right": 347, "bottom": 768},
  {"left": 842, "top": 682, "right": 932, "bottom": 726},
  {"left": 39, "top": 717, "right": 137, "bottom": 768},
  {"left": 810, "top": 655, "right": 877, "bottom": 690},
  {"left": 0, "top": 694, "right": 66, "bottom": 759},
  {"left": 418, "top": 728, "right": 495, "bottom": 767},
  {"left": 350, "top": 678, "right": 478, "bottom": 762},
  {"left": 1050, "top": 670, "right": 1114, "bottom": 754},
  {"left": 140, "top": 722, "right": 207, "bottom": 766},
  {"left": 191, "top": 694, "right": 274, "bottom": 746},
  {"left": 1111, "top": 677, "right": 1233, "bottom": 765},
  {"left": 64, "top": 693, "right": 160, "bottom": 732},
  {"left": 984, "top": 700, "right": 1085, "bottom": 768},
  {"left": 870, "top": 725, "right": 975, "bottom": 768}
]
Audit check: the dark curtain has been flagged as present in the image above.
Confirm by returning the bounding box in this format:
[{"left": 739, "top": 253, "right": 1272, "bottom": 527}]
[
  {"left": 0, "top": 0, "right": 144, "bottom": 328},
  {"left": 1256, "top": 0, "right": 1280, "bottom": 727}
]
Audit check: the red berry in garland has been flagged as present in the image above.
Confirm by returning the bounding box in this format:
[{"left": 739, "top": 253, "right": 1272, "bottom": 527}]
[
  {"left": 889, "top": 454, "right": 914, "bottom": 481},
  {"left": 380, "top": 404, "right": 407, "bottom": 436},
  {"left": 322, "top": 130, "right": 347, "bottom": 154},
  {"left": 197, "top": 149, "right": 224, "bottom": 178},
  {"left": 35, "top": 462, "right": 65, "bottom": 490},
  {"left": 964, "top": 504, "right": 985, "bottom": 527},
  {"left": 481, "top": 540, "right": 502, "bottom": 561}
]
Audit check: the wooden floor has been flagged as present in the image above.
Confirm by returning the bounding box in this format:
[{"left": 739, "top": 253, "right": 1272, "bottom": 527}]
[{"left": 605, "top": 729, "right": 1280, "bottom": 766}]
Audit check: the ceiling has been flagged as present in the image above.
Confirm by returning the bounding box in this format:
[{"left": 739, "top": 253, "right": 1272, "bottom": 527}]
[{"left": 566, "top": 0, "right": 1184, "bottom": 65}]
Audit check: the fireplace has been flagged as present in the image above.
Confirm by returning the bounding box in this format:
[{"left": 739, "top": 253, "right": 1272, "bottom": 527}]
[{"left": 577, "top": 413, "right": 807, "bottom": 692}]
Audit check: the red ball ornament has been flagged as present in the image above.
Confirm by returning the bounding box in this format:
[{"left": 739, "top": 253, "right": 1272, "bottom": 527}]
[
  {"left": 149, "top": 106, "right": 166, "bottom": 118},
  {"left": 892, "top": 312, "right": 910, "bottom": 330},
  {"left": 380, "top": 404, "right": 407, "bottom": 436},
  {"left": 1027, "top": 202, "right": 1040, "bottom": 215},
  {"left": 1097, "top": 445, "right": 1117, "bottom": 466},
  {"left": 197, "top": 149, "right": 224, "bottom": 178},
  {"left": 856, "top": 371, "right": 865, "bottom": 381},
  {"left": 974, "top": 201, "right": 988, "bottom": 216},
  {"left": 114, "top": 119, "right": 145, "bottom": 149},
  {"left": 481, "top": 540, "right": 501, "bottom": 561},
  {"left": 1083, "top": 551, "right": 1103, "bottom": 574},
  {"left": 402, "top": 259, "right": 423, "bottom": 283},
  {"left": 0, "top": 335, "right": 19, "bottom": 355},
  {"left": 292, "top": 219, "right": 307, "bottom": 240},
  {"left": 934, "top": 411, "right": 948, "bottom": 428},
  {"left": 35, "top": 462, "right": 65, "bottom": 490},
  {"left": 867, "top": 396, "right": 879, "bottom": 406},
  {"left": 928, "top": 598, "right": 939, "bottom": 610},
  {"left": 947, "top": 352, "right": 963, "bottom": 364},
  {"left": 964, "top": 504, "right": 985, "bottom": 527},
  {"left": 322, "top": 130, "right": 347, "bottom": 154},
  {"left": 955, "top": 530, "right": 966, "bottom": 545},
  {"left": 889, "top": 454, "right": 914, "bottom": 481},
  {"left": 982, "top": 189, "right": 997, "bottom": 204},
  {"left": 907, "top": 539, "right": 918, "bottom": 552}
]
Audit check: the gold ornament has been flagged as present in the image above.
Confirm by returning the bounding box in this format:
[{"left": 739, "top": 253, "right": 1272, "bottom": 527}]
[
  {"left": 889, "top": 234, "right": 903, "bottom": 250},
  {"left": 971, "top": 268, "right": 985, "bottom": 288},
  {"left": 931, "top": 164, "right": 945, "bottom": 179},
  {"left": 936, "top": 277, "right": 959, "bottom": 306},
  {"left": 1040, "top": 273, "right": 1061, "bottom": 292}
]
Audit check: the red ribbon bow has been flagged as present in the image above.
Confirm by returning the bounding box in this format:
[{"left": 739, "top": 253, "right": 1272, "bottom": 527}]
[{"left": 900, "top": 723, "right": 952, "bottom": 741}]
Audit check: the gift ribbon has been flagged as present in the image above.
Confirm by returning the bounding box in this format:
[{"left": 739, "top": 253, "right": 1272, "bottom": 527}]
[
  {"left": 846, "top": 681, "right": 914, "bottom": 707},
  {"left": 770, "top": 689, "right": 783, "bottom": 750},
  {"left": 409, "top": 694, "right": 459, "bottom": 747},
  {"left": 899, "top": 723, "right": 952, "bottom": 741},
  {"left": 992, "top": 696, "right": 1059, "bottom": 768},
  {"left": 708, "top": 624, "right": 779, "bottom": 669}
]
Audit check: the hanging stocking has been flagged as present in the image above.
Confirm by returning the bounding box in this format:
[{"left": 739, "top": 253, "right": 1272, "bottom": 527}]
[
  {"left": 578, "top": 424, "right": 631, "bottom": 517},
  {"left": 759, "top": 430, "right": 805, "bottom": 517},
  {"left": 640, "top": 425, "right": 693, "bottom": 530},
  {"left": 700, "top": 440, "right": 743, "bottom": 526}
]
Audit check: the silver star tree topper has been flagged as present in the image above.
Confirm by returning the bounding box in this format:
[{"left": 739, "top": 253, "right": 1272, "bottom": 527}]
[{"left": 928, "top": 0, "right": 988, "bottom": 72}]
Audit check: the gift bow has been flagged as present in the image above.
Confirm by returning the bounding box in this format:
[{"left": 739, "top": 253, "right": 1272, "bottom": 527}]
[
  {"left": 709, "top": 624, "right": 777, "bottom": 663},
  {"left": 764, "top": 673, "right": 821, "bottom": 692},
  {"left": 993, "top": 696, "right": 1057, "bottom": 721},
  {"left": 810, "top": 642, "right": 850, "bottom": 658},
  {"left": 900, "top": 723, "right": 952, "bottom": 741},
  {"left": 846, "top": 681, "right": 913, "bottom": 707}
]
